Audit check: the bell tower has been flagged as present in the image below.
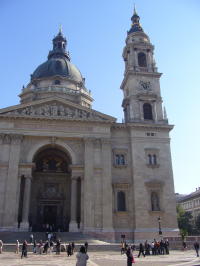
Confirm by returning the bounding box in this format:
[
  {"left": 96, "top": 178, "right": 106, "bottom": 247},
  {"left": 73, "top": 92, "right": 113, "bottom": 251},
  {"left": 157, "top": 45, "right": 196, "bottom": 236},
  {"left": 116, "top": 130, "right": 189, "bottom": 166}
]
[{"left": 121, "top": 7, "right": 167, "bottom": 124}]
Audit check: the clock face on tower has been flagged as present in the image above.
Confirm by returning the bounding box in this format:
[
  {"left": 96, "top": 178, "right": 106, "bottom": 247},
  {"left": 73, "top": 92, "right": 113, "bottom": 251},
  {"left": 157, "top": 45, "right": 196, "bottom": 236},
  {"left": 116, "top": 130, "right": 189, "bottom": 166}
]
[{"left": 139, "top": 80, "right": 151, "bottom": 91}]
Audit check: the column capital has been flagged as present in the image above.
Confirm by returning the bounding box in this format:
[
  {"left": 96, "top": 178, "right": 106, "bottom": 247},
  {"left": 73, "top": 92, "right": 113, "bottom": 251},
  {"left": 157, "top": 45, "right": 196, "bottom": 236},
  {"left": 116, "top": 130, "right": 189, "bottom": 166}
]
[
  {"left": 11, "top": 134, "right": 23, "bottom": 145},
  {"left": 2, "top": 134, "right": 11, "bottom": 144},
  {"left": 0, "top": 134, "right": 23, "bottom": 145},
  {"left": 18, "top": 163, "right": 34, "bottom": 178}
]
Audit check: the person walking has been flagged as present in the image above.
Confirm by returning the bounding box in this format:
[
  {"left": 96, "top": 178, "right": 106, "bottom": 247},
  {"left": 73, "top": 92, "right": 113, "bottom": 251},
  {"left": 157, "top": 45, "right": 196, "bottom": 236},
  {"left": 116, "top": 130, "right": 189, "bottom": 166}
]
[
  {"left": 48, "top": 232, "right": 52, "bottom": 242},
  {"left": 38, "top": 240, "right": 43, "bottom": 255},
  {"left": 33, "top": 239, "right": 37, "bottom": 253},
  {"left": 76, "top": 246, "right": 89, "bottom": 266},
  {"left": 138, "top": 243, "right": 145, "bottom": 258},
  {"left": 126, "top": 246, "right": 134, "bottom": 265},
  {"left": 21, "top": 240, "right": 28, "bottom": 258},
  {"left": 43, "top": 240, "right": 49, "bottom": 254},
  {"left": 56, "top": 239, "right": 61, "bottom": 255},
  {"left": 29, "top": 234, "right": 34, "bottom": 243},
  {"left": 50, "top": 240, "right": 54, "bottom": 253},
  {"left": 84, "top": 242, "right": 88, "bottom": 253},
  {"left": 71, "top": 242, "right": 75, "bottom": 254},
  {"left": 0, "top": 240, "right": 3, "bottom": 254},
  {"left": 67, "top": 243, "right": 72, "bottom": 256},
  {"left": 182, "top": 241, "right": 187, "bottom": 251},
  {"left": 164, "top": 239, "right": 169, "bottom": 255},
  {"left": 121, "top": 241, "right": 125, "bottom": 254},
  {"left": 194, "top": 241, "right": 200, "bottom": 257},
  {"left": 16, "top": 240, "right": 20, "bottom": 254}
]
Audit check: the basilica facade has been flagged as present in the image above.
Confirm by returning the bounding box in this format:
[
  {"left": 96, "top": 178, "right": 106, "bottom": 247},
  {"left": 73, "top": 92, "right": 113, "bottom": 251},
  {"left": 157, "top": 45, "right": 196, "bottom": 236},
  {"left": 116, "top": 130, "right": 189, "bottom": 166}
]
[{"left": 0, "top": 9, "right": 178, "bottom": 241}]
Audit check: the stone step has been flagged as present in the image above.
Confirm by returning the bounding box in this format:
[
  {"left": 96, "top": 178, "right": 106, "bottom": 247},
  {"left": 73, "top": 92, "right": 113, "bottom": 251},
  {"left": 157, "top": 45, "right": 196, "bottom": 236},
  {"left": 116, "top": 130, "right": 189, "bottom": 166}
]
[
  {"left": 0, "top": 232, "right": 95, "bottom": 243},
  {"left": 1, "top": 243, "right": 121, "bottom": 253}
]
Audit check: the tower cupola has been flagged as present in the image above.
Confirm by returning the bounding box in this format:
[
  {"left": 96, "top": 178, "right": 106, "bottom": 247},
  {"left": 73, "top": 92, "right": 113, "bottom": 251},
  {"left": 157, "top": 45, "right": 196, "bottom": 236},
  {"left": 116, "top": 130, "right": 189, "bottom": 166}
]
[
  {"left": 128, "top": 7, "right": 144, "bottom": 34},
  {"left": 48, "top": 28, "right": 70, "bottom": 61}
]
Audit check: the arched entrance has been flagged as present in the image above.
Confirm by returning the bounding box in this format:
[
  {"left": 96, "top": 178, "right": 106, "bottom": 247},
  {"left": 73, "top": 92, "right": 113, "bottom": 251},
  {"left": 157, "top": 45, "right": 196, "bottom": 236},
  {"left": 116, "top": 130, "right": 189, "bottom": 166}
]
[{"left": 29, "top": 146, "right": 71, "bottom": 232}]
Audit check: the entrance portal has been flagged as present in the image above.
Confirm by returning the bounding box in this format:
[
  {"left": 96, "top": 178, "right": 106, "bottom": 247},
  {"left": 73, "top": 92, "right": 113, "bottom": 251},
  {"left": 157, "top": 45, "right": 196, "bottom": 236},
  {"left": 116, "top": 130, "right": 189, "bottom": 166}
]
[
  {"left": 43, "top": 205, "right": 57, "bottom": 226},
  {"left": 29, "top": 146, "right": 72, "bottom": 231}
]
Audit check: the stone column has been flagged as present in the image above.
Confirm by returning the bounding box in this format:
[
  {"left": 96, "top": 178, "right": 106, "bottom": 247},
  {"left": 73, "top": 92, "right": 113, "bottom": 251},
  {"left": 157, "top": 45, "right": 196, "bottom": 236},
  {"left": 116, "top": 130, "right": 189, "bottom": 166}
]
[
  {"left": 134, "top": 49, "right": 139, "bottom": 71},
  {"left": 69, "top": 176, "right": 78, "bottom": 232},
  {"left": 80, "top": 176, "right": 84, "bottom": 230},
  {"left": 2, "top": 134, "right": 23, "bottom": 229},
  {"left": 20, "top": 175, "right": 32, "bottom": 230},
  {"left": 153, "top": 102, "right": 158, "bottom": 121},
  {"left": 101, "top": 138, "right": 114, "bottom": 234},
  {"left": 83, "top": 137, "right": 94, "bottom": 232},
  {"left": 139, "top": 101, "right": 144, "bottom": 121}
]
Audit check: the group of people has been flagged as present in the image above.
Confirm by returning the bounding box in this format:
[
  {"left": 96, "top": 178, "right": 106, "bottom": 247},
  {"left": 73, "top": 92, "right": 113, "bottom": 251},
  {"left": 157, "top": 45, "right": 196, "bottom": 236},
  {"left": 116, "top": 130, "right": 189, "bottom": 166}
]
[
  {"left": 121, "top": 239, "right": 170, "bottom": 258},
  {"left": 121, "top": 239, "right": 170, "bottom": 265},
  {"left": 13, "top": 237, "right": 89, "bottom": 265}
]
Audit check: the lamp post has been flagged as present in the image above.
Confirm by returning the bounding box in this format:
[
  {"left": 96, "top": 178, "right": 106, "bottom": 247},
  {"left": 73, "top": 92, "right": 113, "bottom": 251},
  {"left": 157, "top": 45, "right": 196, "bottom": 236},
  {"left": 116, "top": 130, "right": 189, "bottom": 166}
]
[{"left": 157, "top": 216, "right": 162, "bottom": 236}]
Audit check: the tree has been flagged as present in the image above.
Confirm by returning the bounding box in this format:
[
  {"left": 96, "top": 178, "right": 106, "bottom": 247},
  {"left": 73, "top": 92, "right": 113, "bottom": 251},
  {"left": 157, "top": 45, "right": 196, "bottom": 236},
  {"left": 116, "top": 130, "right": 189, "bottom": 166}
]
[
  {"left": 177, "top": 204, "right": 193, "bottom": 238},
  {"left": 195, "top": 213, "right": 200, "bottom": 233}
]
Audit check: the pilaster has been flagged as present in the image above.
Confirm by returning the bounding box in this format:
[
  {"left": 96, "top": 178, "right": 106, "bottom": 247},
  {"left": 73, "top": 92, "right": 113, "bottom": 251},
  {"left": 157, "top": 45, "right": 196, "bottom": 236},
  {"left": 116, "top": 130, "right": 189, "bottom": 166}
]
[
  {"left": 69, "top": 176, "right": 78, "bottom": 232},
  {"left": 69, "top": 165, "right": 84, "bottom": 232},
  {"left": 18, "top": 163, "right": 33, "bottom": 231},
  {"left": 20, "top": 175, "right": 32, "bottom": 230},
  {"left": 83, "top": 137, "right": 95, "bottom": 231},
  {"left": 2, "top": 134, "right": 23, "bottom": 229},
  {"left": 101, "top": 138, "right": 114, "bottom": 232}
]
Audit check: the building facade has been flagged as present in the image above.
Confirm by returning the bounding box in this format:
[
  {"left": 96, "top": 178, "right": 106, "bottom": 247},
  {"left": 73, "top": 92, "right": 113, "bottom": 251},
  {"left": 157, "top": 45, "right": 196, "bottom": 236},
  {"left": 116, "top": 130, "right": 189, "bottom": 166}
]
[
  {"left": 177, "top": 189, "right": 200, "bottom": 223},
  {"left": 0, "top": 9, "right": 178, "bottom": 241}
]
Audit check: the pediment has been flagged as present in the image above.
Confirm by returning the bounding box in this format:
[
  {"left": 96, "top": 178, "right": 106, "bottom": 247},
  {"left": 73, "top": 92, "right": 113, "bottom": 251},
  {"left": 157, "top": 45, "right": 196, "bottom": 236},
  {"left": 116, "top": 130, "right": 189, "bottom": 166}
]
[{"left": 0, "top": 97, "right": 116, "bottom": 123}]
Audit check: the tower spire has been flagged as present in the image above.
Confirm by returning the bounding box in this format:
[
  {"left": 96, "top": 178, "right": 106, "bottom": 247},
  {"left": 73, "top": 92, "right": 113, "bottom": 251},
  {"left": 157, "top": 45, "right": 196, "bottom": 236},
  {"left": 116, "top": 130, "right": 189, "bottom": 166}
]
[
  {"left": 128, "top": 6, "right": 143, "bottom": 34},
  {"left": 59, "top": 24, "right": 63, "bottom": 35},
  {"left": 134, "top": 4, "right": 137, "bottom": 15}
]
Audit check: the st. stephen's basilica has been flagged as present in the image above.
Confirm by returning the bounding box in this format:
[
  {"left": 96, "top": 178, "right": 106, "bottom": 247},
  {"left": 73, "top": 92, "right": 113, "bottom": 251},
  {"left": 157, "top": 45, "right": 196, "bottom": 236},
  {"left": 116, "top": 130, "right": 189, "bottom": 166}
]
[{"left": 0, "top": 8, "right": 178, "bottom": 241}]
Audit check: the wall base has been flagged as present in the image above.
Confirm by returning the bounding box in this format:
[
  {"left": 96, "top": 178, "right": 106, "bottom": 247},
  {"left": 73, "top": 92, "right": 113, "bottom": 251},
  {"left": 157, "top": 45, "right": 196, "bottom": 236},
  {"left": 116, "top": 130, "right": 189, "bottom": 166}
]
[{"left": 69, "top": 221, "right": 79, "bottom": 232}]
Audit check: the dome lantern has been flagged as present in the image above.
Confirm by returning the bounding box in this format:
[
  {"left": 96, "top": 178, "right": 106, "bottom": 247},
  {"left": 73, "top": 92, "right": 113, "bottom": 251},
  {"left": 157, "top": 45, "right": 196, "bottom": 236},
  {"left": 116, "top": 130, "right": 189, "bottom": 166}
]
[{"left": 48, "top": 28, "right": 70, "bottom": 61}]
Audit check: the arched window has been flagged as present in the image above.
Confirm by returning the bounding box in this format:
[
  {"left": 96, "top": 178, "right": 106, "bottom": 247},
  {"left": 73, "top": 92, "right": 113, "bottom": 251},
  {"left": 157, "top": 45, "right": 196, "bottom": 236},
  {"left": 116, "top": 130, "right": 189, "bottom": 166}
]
[
  {"left": 117, "top": 191, "right": 126, "bottom": 211},
  {"left": 143, "top": 103, "right": 153, "bottom": 120},
  {"left": 138, "top": 52, "right": 147, "bottom": 67},
  {"left": 151, "top": 192, "right": 160, "bottom": 211}
]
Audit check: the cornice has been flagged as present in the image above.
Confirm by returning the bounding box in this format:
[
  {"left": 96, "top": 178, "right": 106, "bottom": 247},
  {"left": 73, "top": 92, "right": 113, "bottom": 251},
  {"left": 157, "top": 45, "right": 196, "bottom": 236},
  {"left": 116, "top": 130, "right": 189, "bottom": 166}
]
[
  {"left": 0, "top": 115, "right": 115, "bottom": 124},
  {"left": 120, "top": 70, "right": 162, "bottom": 90},
  {"left": 111, "top": 122, "right": 173, "bottom": 131}
]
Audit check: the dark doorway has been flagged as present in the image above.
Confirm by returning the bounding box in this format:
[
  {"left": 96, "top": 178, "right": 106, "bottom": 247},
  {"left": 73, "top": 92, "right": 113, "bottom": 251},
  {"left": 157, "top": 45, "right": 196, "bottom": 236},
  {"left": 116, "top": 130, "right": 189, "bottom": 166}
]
[
  {"left": 43, "top": 205, "right": 57, "bottom": 226},
  {"left": 30, "top": 146, "right": 72, "bottom": 232}
]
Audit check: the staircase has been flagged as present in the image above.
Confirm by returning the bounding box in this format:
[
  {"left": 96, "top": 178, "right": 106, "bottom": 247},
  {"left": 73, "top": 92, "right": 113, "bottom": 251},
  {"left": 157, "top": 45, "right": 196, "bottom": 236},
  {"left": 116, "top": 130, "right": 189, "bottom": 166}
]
[
  {"left": 0, "top": 232, "right": 98, "bottom": 243},
  {"left": 0, "top": 232, "right": 120, "bottom": 252}
]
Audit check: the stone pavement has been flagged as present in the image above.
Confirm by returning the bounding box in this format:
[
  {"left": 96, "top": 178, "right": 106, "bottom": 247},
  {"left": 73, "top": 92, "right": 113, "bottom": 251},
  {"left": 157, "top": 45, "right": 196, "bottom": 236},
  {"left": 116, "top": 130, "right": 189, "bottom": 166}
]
[{"left": 0, "top": 250, "right": 199, "bottom": 266}]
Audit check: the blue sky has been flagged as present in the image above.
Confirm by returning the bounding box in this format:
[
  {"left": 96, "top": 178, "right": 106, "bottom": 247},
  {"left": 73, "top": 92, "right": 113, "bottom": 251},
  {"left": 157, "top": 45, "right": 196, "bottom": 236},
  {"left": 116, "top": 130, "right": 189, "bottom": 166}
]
[{"left": 0, "top": 0, "right": 199, "bottom": 194}]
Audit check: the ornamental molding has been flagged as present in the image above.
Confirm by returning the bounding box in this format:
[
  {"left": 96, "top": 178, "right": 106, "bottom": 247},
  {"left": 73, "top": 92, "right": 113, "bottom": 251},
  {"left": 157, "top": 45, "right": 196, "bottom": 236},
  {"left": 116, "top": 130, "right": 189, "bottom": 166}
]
[
  {"left": 0, "top": 97, "right": 116, "bottom": 123},
  {"left": 112, "top": 183, "right": 130, "bottom": 189},
  {"left": 145, "top": 179, "right": 165, "bottom": 189},
  {"left": 0, "top": 133, "right": 23, "bottom": 144}
]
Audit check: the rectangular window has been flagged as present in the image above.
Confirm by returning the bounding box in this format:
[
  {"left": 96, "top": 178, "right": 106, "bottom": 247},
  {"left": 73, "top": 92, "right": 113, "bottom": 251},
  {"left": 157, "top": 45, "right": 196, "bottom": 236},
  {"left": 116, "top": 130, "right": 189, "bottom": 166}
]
[{"left": 115, "top": 154, "right": 125, "bottom": 165}]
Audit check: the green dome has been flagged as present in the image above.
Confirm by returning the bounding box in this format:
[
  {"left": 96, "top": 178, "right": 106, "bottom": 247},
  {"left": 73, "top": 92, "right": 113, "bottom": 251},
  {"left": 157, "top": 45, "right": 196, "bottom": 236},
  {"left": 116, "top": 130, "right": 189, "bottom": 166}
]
[
  {"left": 31, "top": 57, "right": 83, "bottom": 83},
  {"left": 31, "top": 30, "right": 83, "bottom": 83}
]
